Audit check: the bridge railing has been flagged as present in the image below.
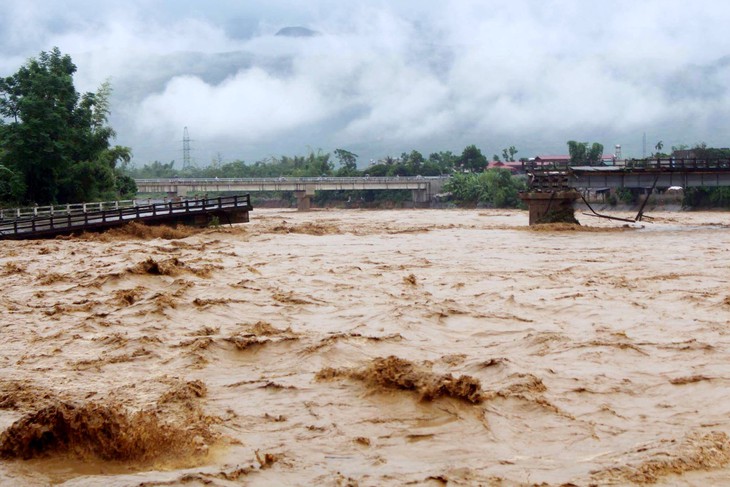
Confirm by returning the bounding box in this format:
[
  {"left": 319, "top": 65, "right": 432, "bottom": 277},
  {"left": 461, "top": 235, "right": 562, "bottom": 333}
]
[
  {"left": 134, "top": 176, "right": 450, "bottom": 185},
  {"left": 0, "top": 194, "right": 252, "bottom": 239},
  {"left": 621, "top": 158, "right": 730, "bottom": 170},
  {"left": 524, "top": 158, "right": 730, "bottom": 172},
  {"left": 0, "top": 199, "right": 139, "bottom": 222},
  {"left": 0, "top": 196, "right": 218, "bottom": 224}
]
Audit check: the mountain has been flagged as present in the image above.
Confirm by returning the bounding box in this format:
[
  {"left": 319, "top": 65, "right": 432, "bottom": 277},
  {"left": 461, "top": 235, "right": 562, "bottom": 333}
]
[{"left": 275, "top": 26, "right": 319, "bottom": 37}]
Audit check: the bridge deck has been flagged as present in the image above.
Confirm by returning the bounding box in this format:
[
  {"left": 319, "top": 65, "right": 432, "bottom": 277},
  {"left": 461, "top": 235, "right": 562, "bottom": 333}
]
[
  {"left": 0, "top": 194, "right": 252, "bottom": 240},
  {"left": 134, "top": 176, "right": 449, "bottom": 200},
  {"left": 525, "top": 158, "right": 730, "bottom": 191}
]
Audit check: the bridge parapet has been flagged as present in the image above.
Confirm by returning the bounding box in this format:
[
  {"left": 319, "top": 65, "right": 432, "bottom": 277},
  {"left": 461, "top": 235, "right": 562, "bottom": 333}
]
[
  {"left": 0, "top": 199, "right": 139, "bottom": 221},
  {"left": 523, "top": 157, "right": 730, "bottom": 173},
  {"left": 134, "top": 176, "right": 450, "bottom": 209}
]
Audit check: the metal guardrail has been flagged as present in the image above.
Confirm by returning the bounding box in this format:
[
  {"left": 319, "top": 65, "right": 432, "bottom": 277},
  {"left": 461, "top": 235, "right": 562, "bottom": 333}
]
[
  {"left": 0, "top": 197, "right": 206, "bottom": 224},
  {"left": 134, "top": 176, "right": 450, "bottom": 184},
  {"left": 0, "top": 194, "right": 252, "bottom": 240},
  {"left": 523, "top": 158, "right": 730, "bottom": 172},
  {"left": 0, "top": 200, "right": 138, "bottom": 222},
  {"left": 620, "top": 158, "right": 730, "bottom": 170}
]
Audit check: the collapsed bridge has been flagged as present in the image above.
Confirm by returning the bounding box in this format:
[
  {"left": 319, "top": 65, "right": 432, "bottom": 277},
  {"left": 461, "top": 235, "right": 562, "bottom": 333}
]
[
  {"left": 0, "top": 194, "right": 252, "bottom": 240},
  {"left": 521, "top": 158, "right": 730, "bottom": 225}
]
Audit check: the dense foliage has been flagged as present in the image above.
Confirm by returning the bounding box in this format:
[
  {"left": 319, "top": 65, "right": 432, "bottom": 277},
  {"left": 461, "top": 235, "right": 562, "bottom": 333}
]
[
  {"left": 128, "top": 149, "right": 458, "bottom": 180},
  {"left": 683, "top": 187, "right": 730, "bottom": 208},
  {"left": 444, "top": 169, "right": 526, "bottom": 207},
  {"left": 456, "top": 145, "right": 487, "bottom": 173},
  {"left": 567, "top": 141, "right": 604, "bottom": 165},
  {"left": 0, "top": 48, "right": 135, "bottom": 205}
]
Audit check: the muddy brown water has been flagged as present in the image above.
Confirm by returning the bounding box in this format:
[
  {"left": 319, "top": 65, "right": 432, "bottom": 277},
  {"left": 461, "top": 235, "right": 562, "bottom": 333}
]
[{"left": 1, "top": 209, "right": 729, "bottom": 486}]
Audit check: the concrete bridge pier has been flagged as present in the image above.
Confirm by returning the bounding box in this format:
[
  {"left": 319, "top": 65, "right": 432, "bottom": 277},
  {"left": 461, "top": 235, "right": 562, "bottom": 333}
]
[
  {"left": 175, "top": 185, "right": 192, "bottom": 197},
  {"left": 411, "top": 189, "right": 430, "bottom": 207},
  {"left": 520, "top": 190, "right": 581, "bottom": 225},
  {"left": 295, "top": 189, "right": 315, "bottom": 211}
]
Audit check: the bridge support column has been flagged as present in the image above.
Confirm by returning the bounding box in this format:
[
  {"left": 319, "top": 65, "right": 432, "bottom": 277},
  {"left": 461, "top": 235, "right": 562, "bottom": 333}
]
[
  {"left": 411, "top": 189, "right": 429, "bottom": 207},
  {"left": 295, "top": 189, "right": 315, "bottom": 211},
  {"left": 176, "top": 185, "right": 192, "bottom": 197},
  {"left": 520, "top": 191, "right": 580, "bottom": 225}
]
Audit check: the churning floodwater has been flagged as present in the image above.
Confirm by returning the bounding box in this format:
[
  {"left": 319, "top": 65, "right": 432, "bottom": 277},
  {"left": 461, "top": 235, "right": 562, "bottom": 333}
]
[{"left": 1, "top": 208, "right": 729, "bottom": 486}]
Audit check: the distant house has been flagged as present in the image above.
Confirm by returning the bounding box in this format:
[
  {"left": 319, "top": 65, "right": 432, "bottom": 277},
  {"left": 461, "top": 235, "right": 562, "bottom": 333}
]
[
  {"left": 487, "top": 161, "right": 523, "bottom": 173},
  {"left": 601, "top": 154, "right": 617, "bottom": 165},
  {"left": 487, "top": 161, "right": 504, "bottom": 169}
]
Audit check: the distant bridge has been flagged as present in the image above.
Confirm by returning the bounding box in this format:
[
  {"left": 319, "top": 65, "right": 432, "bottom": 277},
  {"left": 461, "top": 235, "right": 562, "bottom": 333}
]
[{"left": 134, "top": 176, "right": 450, "bottom": 210}]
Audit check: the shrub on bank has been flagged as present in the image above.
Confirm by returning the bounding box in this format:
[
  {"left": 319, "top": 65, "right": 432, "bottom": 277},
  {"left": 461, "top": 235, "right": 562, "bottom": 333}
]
[
  {"left": 683, "top": 187, "right": 730, "bottom": 208},
  {"left": 444, "top": 169, "right": 526, "bottom": 208}
]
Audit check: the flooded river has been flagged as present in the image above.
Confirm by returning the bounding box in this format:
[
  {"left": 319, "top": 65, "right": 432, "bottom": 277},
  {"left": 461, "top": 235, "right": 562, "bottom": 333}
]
[{"left": 1, "top": 208, "right": 729, "bottom": 486}]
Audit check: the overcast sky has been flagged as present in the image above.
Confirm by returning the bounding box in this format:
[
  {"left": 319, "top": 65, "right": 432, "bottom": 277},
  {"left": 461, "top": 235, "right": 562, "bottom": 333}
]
[{"left": 2, "top": 0, "right": 730, "bottom": 167}]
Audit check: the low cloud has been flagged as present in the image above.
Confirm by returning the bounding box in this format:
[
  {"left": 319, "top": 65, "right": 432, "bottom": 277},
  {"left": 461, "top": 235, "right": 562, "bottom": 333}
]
[
  {"left": 3, "top": 0, "right": 730, "bottom": 163},
  {"left": 138, "top": 68, "right": 334, "bottom": 141}
]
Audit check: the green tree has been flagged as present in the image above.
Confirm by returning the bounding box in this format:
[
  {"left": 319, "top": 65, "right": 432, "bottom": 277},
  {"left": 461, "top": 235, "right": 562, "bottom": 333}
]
[
  {"left": 334, "top": 148, "right": 358, "bottom": 174},
  {"left": 678, "top": 144, "right": 730, "bottom": 208},
  {"left": 483, "top": 168, "right": 524, "bottom": 207},
  {"left": 501, "top": 146, "right": 518, "bottom": 162},
  {"left": 586, "top": 143, "right": 604, "bottom": 165},
  {"left": 0, "top": 48, "right": 130, "bottom": 204},
  {"left": 403, "top": 150, "right": 425, "bottom": 175},
  {"left": 444, "top": 169, "right": 525, "bottom": 207},
  {"left": 128, "top": 160, "right": 177, "bottom": 178},
  {"left": 567, "top": 141, "right": 587, "bottom": 165},
  {"left": 0, "top": 163, "right": 20, "bottom": 202},
  {"left": 301, "top": 150, "right": 333, "bottom": 177},
  {"left": 691, "top": 143, "right": 730, "bottom": 159},
  {"left": 427, "top": 151, "right": 456, "bottom": 174},
  {"left": 567, "top": 141, "right": 603, "bottom": 165},
  {"left": 458, "top": 144, "right": 487, "bottom": 172},
  {"left": 335, "top": 149, "right": 360, "bottom": 177},
  {"left": 364, "top": 163, "right": 389, "bottom": 177}
]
